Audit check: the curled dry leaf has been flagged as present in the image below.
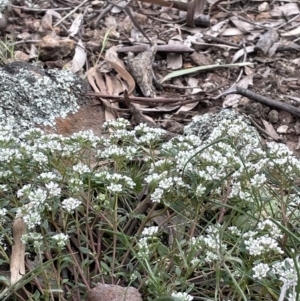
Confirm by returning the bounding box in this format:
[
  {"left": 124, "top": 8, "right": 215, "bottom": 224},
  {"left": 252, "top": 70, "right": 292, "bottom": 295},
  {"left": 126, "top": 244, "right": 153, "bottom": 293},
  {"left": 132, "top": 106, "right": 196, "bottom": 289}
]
[
  {"left": 281, "top": 26, "right": 300, "bottom": 38},
  {"left": 86, "top": 67, "right": 118, "bottom": 122},
  {"left": 230, "top": 16, "right": 255, "bottom": 33},
  {"left": 255, "top": 29, "right": 279, "bottom": 56},
  {"left": 70, "top": 39, "right": 87, "bottom": 73},
  {"left": 68, "top": 13, "right": 83, "bottom": 37},
  {"left": 176, "top": 77, "right": 200, "bottom": 113},
  {"left": 105, "top": 46, "right": 135, "bottom": 95},
  {"left": 261, "top": 119, "right": 281, "bottom": 141},
  {"left": 232, "top": 46, "right": 255, "bottom": 63},
  {"left": 87, "top": 67, "right": 100, "bottom": 92},
  {"left": 206, "top": 19, "right": 228, "bottom": 37}
]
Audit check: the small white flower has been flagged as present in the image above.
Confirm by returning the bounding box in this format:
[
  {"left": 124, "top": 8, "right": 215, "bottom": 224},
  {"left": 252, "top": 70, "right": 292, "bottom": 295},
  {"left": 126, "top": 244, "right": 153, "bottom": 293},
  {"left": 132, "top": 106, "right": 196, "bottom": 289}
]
[
  {"left": 0, "top": 208, "right": 7, "bottom": 217},
  {"left": 158, "top": 177, "right": 173, "bottom": 191},
  {"left": 0, "top": 184, "right": 7, "bottom": 192},
  {"left": 17, "top": 184, "right": 32, "bottom": 198},
  {"left": 72, "top": 163, "right": 90, "bottom": 174},
  {"left": 0, "top": 170, "right": 12, "bottom": 178},
  {"left": 39, "top": 172, "right": 61, "bottom": 181},
  {"left": 62, "top": 198, "right": 81, "bottom": 213},
  {"left": 252, "top": 263, "right": 270, "bottom": 280},
  {"left": 137, "top": 237, "right": 151, "bottom": 258},
  {"left": 103, "top": 118, "right": 130, "bottom": 130},
  {"left": 190, "top": 258, "right": 201, "bottom": 266},
  {"left": 244, "top": 234, "right": 283, "bottom": 256},
  {"left": 227, "top": 226, "right": 241, "bottom": 236},
  {"left": 151, "top": 188, "right": 164, "bottom": 203},
  {"left": 250, "top": 173, "right": 267, "bottom": 187},
  {"left": 195, "top": 184, "right": 206, "bottom": 196},
  {"left": 45, "top": 182, "right": 61, "bottom": 197},
  {"left": 272, "top": 258, "right": 298, "bottom": 287},
  {"left": 205, "top": 250, "right": 219, "bottom": 263},
  {"left": 22, "top": 210, "right": 42, "bottom": 229},
  {"left": 257, "top": 219, "right": 282, "bottom": 239},
  {"left": 129, "top": 272, "right": 138, "bottom": 281},
  {"left": 52, "top": 233, "right": 69, "bottom": 248},
  {"left": 171, "top": 291, "right": 194, "bottom": 301},
  {"left": 107, "top": 183, "right": 123, "bottom": 193},
  {"left": 32, "top": 152, "right": 48, "bottom": 164},
  {"left": 141, "top": 226, "right": 159, "bottom": 236},
  {"left": 28, "top": 188, "right": 47, "bottom": 204},
  {"left": 21, "top": 232, "right": 43, "bottom": 248}
]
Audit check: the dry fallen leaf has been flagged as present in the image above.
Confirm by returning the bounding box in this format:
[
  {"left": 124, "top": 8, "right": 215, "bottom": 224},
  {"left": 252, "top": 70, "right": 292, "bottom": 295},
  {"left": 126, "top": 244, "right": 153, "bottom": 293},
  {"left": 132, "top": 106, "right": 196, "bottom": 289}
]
[
  {"left": 70, "top": 39, "right": 87, "bottom": 73},
  {"left": 105, "top": 46, "right": 135, "bottom": 95},
  {"left": 68, "top": 13, "right": 83, "bottom": 37},
  {"left": 261, "top": 119, "right": 281, "bottom": 141},
  {"left": 167, "top": 37, "right": 183, "bottom": 70},
  {"left": 176, "top": 77, "right": 200, "bottom": 113},
  {"left": 87, "top": 67, "right": 100, "bottom": 92}
]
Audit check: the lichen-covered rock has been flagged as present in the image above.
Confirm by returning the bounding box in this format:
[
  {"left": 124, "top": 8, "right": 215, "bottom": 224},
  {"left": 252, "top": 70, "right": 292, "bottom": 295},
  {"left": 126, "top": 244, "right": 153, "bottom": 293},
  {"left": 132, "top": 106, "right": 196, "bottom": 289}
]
[
  {"left": 0, "top": 61, "right": 88, "bottom": 132},
  {"left": 184, "top": 109, "right": 251, "bottom": 141}
]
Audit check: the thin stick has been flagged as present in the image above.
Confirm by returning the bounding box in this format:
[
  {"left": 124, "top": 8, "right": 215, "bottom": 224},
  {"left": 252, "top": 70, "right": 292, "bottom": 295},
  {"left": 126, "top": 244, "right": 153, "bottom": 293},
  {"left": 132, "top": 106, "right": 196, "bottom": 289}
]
[
  {"left": 227, "top": 86, "right": 300, "bottom": 118},
  {"left": 54, "top": 0, "right": 89, "bottom": 27}
]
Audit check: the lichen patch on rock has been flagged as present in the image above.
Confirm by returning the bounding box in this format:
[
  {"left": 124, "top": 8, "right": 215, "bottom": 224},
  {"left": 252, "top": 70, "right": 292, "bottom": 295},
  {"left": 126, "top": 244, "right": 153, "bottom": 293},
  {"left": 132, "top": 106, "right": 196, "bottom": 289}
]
[{"left": 0, "top": 61, "right": 87, "bottom": 133}]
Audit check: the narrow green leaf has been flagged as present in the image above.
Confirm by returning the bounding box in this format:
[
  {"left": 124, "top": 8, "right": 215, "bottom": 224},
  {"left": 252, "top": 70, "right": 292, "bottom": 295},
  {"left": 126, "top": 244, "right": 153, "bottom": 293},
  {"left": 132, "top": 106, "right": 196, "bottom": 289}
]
[
  {"left": 153, "top": 297, "right": 183, "bottom": 301},
  {"left": 78, "top": 247, "right": 92, "bottom": 255},
  {"left": 160, "top": 62, "right": 253, "bottom": 83}
]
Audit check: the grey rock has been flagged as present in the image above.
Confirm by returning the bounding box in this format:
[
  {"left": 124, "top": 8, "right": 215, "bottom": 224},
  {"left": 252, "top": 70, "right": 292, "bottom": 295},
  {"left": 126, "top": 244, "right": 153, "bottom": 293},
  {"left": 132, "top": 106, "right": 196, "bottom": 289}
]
[
  {"left": 184, "top": 109, "right": 250, "bottom": 141},
  {"left": 0, "top": 61, "right": 88, "bottom": 133},
  {"left": 87, "top": 284, "right": 142, "bottom": 301}
]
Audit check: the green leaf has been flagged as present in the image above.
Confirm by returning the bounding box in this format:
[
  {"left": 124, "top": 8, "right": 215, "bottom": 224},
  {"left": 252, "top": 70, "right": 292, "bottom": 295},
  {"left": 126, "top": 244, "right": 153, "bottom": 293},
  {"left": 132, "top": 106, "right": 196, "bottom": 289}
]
[
  {"left": 157, "top": 243, "right": 169, "bottom": 257},
  {"left": 32, "top": 290, "right": 40, "bottom": 300},
  {"left": 100, "top": 261, "right": 111, "bottom": 272},
  {"left": 160, "top": 62, "right": 253, "bottom": 83},
  {"left": 175, "top": 266, "right": 181, "bottom": 277},
  {"left": 0, "top": 275, "right": 9, "bottom": 286},
  {"left": 78, "top": 247, "right": 91, "bottom": 255},
  {"left": 153, "top": 297, "right": 183, "bottom": 301}
]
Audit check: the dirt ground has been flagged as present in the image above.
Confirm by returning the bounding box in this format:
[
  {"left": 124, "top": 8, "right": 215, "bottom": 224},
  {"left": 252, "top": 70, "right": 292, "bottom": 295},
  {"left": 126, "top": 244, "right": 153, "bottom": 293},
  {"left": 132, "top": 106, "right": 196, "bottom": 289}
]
[{"left": 3, "top": 0, "right": 300, "bottom": 154}]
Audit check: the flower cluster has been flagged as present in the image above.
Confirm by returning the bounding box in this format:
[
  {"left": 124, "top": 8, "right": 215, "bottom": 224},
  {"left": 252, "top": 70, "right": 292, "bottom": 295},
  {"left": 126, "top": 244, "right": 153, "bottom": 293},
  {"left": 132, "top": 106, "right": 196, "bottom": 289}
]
[
  {"left": 189, "top": 224, "right": 225, "bottom": 264},
  {"left": 94, "top": 171, "right": 136, "bottom": 194},
  {"left": 52, "top": 233, "right": 69, "bottom": 248},
  {"left": 62, "top": 198, "right": 81, "bottom": 214},
  {"left": 21, "top": 232, "right": 43, "bottom": 249},
  {"left": 171, "top": 291, "right": 193, "bottom": 301},
  {"left": 243, "top": 219, "right": 283, "bottom": 256},
  {"left": 137, "top": 226, "right": 160, "bottom": 259},
  {"left": 1, "top": 111, "right": 300, "bottom": 301}
]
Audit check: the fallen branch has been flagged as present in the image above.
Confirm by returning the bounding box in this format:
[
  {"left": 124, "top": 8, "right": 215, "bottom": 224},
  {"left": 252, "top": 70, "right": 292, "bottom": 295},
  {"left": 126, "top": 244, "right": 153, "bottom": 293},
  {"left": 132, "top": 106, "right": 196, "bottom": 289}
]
[
  {"left": 226, "top": 86, "right": 300, "bottom": 118},
  {"left": 117, "top": 44, "right": 194, "bottom": 54}
]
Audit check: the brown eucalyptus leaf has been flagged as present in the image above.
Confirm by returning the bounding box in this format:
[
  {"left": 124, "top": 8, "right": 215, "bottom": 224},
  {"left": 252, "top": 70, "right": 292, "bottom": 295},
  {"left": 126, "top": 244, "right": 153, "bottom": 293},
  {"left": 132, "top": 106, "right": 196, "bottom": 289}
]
[
  {"left": 86, "top": 67, "right": 101, "bottom": 93},
  {"left": 70, "top": 39, "right": 87, "bottom": 73},
  {"left": 105, "top": 47, "right": 135, "bottom": 94}
]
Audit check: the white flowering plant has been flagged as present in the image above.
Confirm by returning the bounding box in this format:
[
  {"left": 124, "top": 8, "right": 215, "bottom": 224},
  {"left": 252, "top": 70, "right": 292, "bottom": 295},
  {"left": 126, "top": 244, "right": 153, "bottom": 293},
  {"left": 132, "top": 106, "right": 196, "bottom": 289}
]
[{"left": 0, "top": 114, "right": 300, "bottom": 301}]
